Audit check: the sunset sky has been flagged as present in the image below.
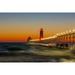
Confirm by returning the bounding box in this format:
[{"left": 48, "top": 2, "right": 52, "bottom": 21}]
[{"left": 0, "top": 13, "right": 75, "bottom": 42}]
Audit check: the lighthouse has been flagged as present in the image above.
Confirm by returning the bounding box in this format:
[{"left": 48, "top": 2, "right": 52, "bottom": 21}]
[{"left": 40, "top": 28, "right": 44, "bottom": 40}]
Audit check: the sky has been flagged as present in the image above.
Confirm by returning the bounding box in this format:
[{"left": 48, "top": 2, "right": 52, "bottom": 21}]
[{"left": 0, "top": 13, "right": 75, "bottom": 42}]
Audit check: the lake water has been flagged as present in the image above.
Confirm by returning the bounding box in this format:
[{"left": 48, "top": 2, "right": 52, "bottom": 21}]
[
  {"left": 0, "top": 42, "right": 29, "bottom": 52},
  {"left": 0, "top": 42, "right": 74, "bottom": 62}
]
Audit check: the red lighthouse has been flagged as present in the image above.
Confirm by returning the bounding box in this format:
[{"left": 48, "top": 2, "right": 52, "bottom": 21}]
[{"left": 40, "top": 28, "right": 44, "bottom": 40}]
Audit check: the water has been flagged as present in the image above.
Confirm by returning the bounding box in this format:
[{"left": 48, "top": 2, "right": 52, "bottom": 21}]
[
  {"left": 0, "top": 42, "right": 30, "bottom": 52},
  {"left": 0, "top": 42, "right": 74, "bottom": 62}
]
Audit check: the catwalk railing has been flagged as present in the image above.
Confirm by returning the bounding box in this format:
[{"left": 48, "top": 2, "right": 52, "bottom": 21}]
[{"left": 30, "top": 29, "right": 75, "bottom": 44}]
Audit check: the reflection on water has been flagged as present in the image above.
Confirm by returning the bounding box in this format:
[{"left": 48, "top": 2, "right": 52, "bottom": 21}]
[{"left": 0, "top": 42, "right": 75, "bottom": 62}]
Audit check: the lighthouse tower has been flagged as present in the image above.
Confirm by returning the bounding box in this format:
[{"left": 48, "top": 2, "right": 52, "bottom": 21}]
[{"left": 40, "top": 28, "right": 44, "bottom": 40}]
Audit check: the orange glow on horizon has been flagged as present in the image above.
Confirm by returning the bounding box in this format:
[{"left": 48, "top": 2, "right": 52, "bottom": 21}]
[
  {"left": 0, "top": 24, "right": 73, "bottom": 42},
  {"left": 0, "top": 32, "right": 53, "bottom": 42}
]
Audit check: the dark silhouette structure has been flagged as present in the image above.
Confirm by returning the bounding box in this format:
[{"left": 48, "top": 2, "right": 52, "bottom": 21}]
[
  {"left": 27, "top": 36, "right": 32, "bottom": 42},
  {"left": 39, "top": 28, "right": 44, "bottom": 40}
]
